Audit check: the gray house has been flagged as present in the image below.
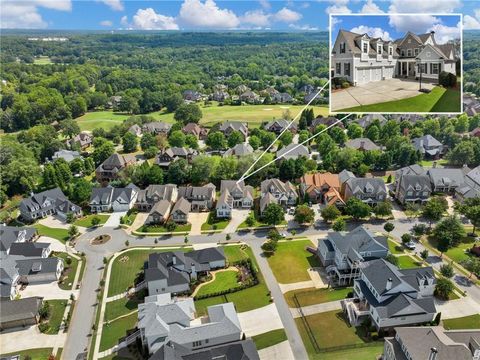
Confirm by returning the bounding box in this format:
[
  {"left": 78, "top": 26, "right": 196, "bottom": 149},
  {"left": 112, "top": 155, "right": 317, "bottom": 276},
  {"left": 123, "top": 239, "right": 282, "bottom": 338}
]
[
  {"left": 456, "top": 165, "right": 480, "bottom": 202},
  {"left": 178, "top": 184, "right": 216, "bottom": 212},
  {"left": 394, "top": 164, "right": 426, "bottom": 187},
  {"left": 0, "top": 225, "right": 38, "bottom": 255},
  {"left": 340, "top": 170, "right": 387, "bottom": 205},
  {"left": 395, "top": 174, "right": 432, "bottom": 205},
  {"left": 263, "top": 119, "right": 297, "bottom": 134},
  {"left": 89, "top": 184, "right": 139, "bottom": 213},
  {"left": 342, "top": 259, "right": 436, "bottom": 330},
  {"left": 0, "top": 296, "right": 43, "bottom": 330},
  {"left": 146, "top": 200, "right": 172, "bottom": 225},
  {"left": 345, "top": 138, "right": 380, "bottom": 151},
  {"left": 142, "top": 122, "right": 172, "bottom": 135},
  {"left": 317, "top": 226, "right": 389, "bottom": 285},
  {"left": 170, "top": 198, "right": 190, "bottom": 224},
  {"left": 136, "top": 184, "right": 178, "bottom": 211},
  {"left": 223, "top": 143, "right": 254, "bottom": 157},
  {"left": 145, "top": 248, "right": 226, "bottom": 295},
  {"left": 277, "top": 143, "right": 310, "bottom": 161},
  {"left": 216, "top": 180, "right": 254, "bottom": 218},
  {"left": 95, "top": 153, "right": 136, "bottom": 182},
  {"left": 20, "top": 188, "right": 82, "bottom": 222},
  {"left": 219, "top": 121, "right": 248, "bottom": 138},
  {"left": 412, "top": 135, "right": 443, "bottom": 159},
  {"left": 260, "top": 178, "right": 298, "bottom": 214},
  {"left": 155, "top": 147, "right": 198, "bottom": 168},
  {"left": 15, "top": 257, "right": 64, "bottom": 284},
  {"left": 427, "top": 168, "right": 469, "bottom": 193},
  {"left": 51, "top": 150, "right": 81, "bottom": 163}
]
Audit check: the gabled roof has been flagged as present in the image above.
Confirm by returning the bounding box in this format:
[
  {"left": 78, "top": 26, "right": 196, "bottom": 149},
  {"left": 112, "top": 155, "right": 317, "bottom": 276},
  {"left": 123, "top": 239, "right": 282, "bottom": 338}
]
[
  {"left": 398, "top": 174, "right": 432, "bottom": 192},
  {"left": 326, "top": 226, "right": 388, "bottom": 260},
  {"left": 171, "top": 197, "right": 191, "bottom": 215},
  {"left": 0, "top": 225, "right": 37, "bottom": 253},
  {"left": 224, "top": 143, "right": 254, "bottom": 157},
  {"left": 345, "top": 138, "right": 380, "bottom": 151},
  {"left": 261, "top": 178, "right": 297, "bottom": 196},
  {"left": 9, "top": 242, "right": 49, "bottom": 258},
  {"left": 345, "top": 177, "right": 387, "bottom": 196},
  {"left": 277, "top": 143, "right": 309, "bottom": 160},
  {"left": 428, "top": 168, "right": 469, "bottom": 187},
  {"left": 149, "top": 200, "right": 171, "bottom": 217},
  {"left": 394, "top": 164, "right": 426, "bottom": 179},
  {"left": 0, "top": 297, "right": 43, "bottom": 323},
  {"left": 15, "top": 257, "right": 61, "bottom": 276},
  {"left": 264, "top": 119, "right": 297, "bottom": 132}
]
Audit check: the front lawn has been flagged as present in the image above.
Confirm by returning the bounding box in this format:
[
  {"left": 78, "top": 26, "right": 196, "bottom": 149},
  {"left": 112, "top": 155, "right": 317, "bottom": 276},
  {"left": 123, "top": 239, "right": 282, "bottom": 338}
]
[
  {"left": 267, "top": 240, "right": 320, "bottom": 283},
  {"left": 53, "top": 252, "right": 80, "bottom": 290},
  {"left": 222, "top": 245, "right": 251, "bottom": 264},
  {"left": 339, "top": 86, "right": 460, "bottom": 113},
  {"left": 444, "top": 242, "right": 476, "bottom": 264},
  {"left": 33, "top": 224, "right": 70, "bottom": 243},
  {"left": 252, "top": 329, "right": 288, "bottom": 350},
  {"left": 388, "top": 239, "right": 404, "bottom": 255},
  {"left": 137, "top": 223, "right": 191, "bottom": 233},
  {"left": 0, "top": 348, "right": 55, "bottom": 360},
  {"left": 443, "top": 314, "right": 480, "bottom": 330},
  {"left": 201, "top": 211, "right": 230, "bottom": 231},
  {"left": 418, "top": 159, "right": 449, "bottom": 167},
  {"left": 74, "top": 214, "right": 110, "bottom": 228},
  {"left": 397, "top": 255, "right": 423, "bottom": 269},
  {"left": 41, "top": 299, "right": 68, "bottom": 334},
  {"left": 238, "top": 210, "right": 287, "bottom": 229},
  {"left": 284, "top": 287, "right": 352, "bottom": 308},
  {"left": 318, "top": 345, "right": 385, "bottom": 360},
  {"left": 100, "top": 311, "right": 138, "bottom": 352},
  {"left": 196, "top": 270, "right": 239, "bottom": 297},
  {"left": 104, "top": 290, "right": 146, "bottom": 321}
]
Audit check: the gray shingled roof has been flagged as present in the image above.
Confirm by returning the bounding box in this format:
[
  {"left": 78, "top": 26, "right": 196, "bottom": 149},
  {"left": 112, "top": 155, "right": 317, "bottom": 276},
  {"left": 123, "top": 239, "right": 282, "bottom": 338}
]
[
  {"left": 276, "top": 143, "right": 309, "bottom": 160},
  {"left": 398, "top": 174, "right": 431, "bottom": 192},
  {"left": 0, "top": 297, "right": 43, "bottom": 323},
  {"left": 428, "top": 168, "right": 469, "bottom": 188},
  {"left": 172, "top": 198, "right": 191, "bottom": 216},
  {"left": 326, "top": 226, "right": 388, "bottom": 258},
  {"left": 15, "top": 257, "right": 61, "bottom": 276},
  {"left": 8, "top": 242, "right": 49, "bottom": 258},
  {"left": 345, "top": 138, "right": 380, "bottom": 151},
  {"left": 0, "top": 225, "right": 37, "bottom": 253}
]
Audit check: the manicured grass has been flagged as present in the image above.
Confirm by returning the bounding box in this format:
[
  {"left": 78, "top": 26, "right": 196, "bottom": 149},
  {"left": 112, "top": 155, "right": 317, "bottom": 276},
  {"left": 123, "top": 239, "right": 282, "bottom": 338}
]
[
  {"left": 222, "top": 245, "right": 251, "bottom": 264},
  {"left": 75, "top": 110, "right": 171, "bottom": 131},
  {"left": 201, "top": 211, "right": 230, "bottom": 231},
  {"left": 444, "top": 242, "right": 476, "bottom": 264},
  {"left": 104, "top": 293, "right": 145, "bottom": 322},
  {"left": 53, "top": 252, "right": 79, "bottom": 290},
  {"left": 388, "top": 239, "right": 405, "bottom": 255},
  {"left": 121, "top": 212, "right": 138, "bottom": 226},
  {"left": 397, "top": 255, "right": 423, "bottom": 269},
  {"left": 238, "top": 210, "right": 287, "bottom": 229},
  {"left": 74, "top": 214, "right": 110, "bottom": 228},
  {"left": 34, "top": 56, "right": 53, "bottom": 65},
  {"left": 252, "top": 329, "right": 288, "bottom": 350},
  {"left": 267, "top": 240, "right": 320, "bottom": 283},
  {"left": 43, "top": 299, "right": 68, "bottom": 334},
  {"left": 339, "top": 86, "right": 460, "bottom": 113},
  {"left": 443, "top": 314, "right": 480, "bottom": 330},
  {"left": 100, "top": 311, "right": 138, "bottom": 352},
  {"left": 418, "top": 159, "right": 449, "bottom": 167},
  {"left": 0, "top": 348, "right": 55, "bottom": 360},
  {"left": 137, "top": 223, "right": 191, "bottom": 233},
  {"left": 33, "top": 224, "right": 69, "bottom": 243},
  {"left": 196, "top": 270, "right": 239, "bottom": 297},
  {"left": 284, "top": 287, "right": 352, "bottom": 308},
  {"left": 317, "top": 345, "right": 384, "bottom": 360}
]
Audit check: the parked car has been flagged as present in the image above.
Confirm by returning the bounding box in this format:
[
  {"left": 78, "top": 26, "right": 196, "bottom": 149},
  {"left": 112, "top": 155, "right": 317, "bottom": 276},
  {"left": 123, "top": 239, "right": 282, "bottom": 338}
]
[{"left": 405, "top": 241, "right": 416, "bottom": 250}]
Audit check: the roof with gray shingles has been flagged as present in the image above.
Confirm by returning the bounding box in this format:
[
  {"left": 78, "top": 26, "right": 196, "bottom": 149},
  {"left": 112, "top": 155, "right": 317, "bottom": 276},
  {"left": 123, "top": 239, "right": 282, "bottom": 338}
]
[
  {"left": 137, "top": 184, "right": 178, "bottom": 203},
  {"left": 178, "top": 184, "right": 215, "bottom": 200},
  {"left": 52, "top": 150, "right": 81, "bottom": 162},
  {"left": 8, "top": 242, "right": 49, "bottom": 258},
  {"left": 171, "top": 198, "right": 191, "bottom": 216},
  {"left": 0, "top": 297, "right": 43, "bottom": 323},
  {"left": 398, "top": 174, "right": 432, "bottom": 192},
  {"left": 0, "top": 225, "right": 37, "bottom": 253},
  {"left": 260, "top": 192, "right": 278, "bottom": 213},
  {"left": 326, "top": 225, "right": 388, "bottom": 258},
  {"left": 345, "top": 138, "right": 380, "bottom": 151},
  {"left": 276, "top": 143, "right": 309, "bottom": 160},
  {"left": 219, "top": 121, "right": 248, "bottom": 136},
  {"left": 20, "top": 188, "right": 79, "bottom": 214},
  {"left": 427, "top": 168, "right": 469, "bottom": 188},
  {"left": 223, "top": 143, "right": 254, "bottom": 157},
  {"left": 15, "top": 257, "right": 62, "bottom": 276},
  {"left": 263, "top": 119, "right": 296, "bottom": 132},
  {"left": 149, "top": 200, "right": 171, "bottom": 217},
  {"left": 344, "top": 177, "right": 387, "bottom": 196},
  {"left": 394, "top": 164, "right": 426, "bottom": 179},
  {"left": 412, "top": 135, "right": 443, "bottom": 156}
]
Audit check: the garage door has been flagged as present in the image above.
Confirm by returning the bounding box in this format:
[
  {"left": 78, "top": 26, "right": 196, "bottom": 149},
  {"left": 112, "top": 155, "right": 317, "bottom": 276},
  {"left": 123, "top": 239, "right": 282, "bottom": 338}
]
[
  {"left": 357, "top": 68, "right": 370, "bottom": 85},
  {"left": 383, "top": 66, "right": 394, "bottom": 79},
  {"left": 372, "top": 67, "right": 382, "bottom": 81}
]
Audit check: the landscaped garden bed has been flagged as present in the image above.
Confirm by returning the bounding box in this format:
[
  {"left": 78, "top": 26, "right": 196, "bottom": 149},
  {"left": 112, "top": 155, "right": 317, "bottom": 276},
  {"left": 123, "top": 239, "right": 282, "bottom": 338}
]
[
  {"left": 201, "top": 211, "right": 230, "bottom": 232},
  {"left": 91, "top": 234, "right": 111, "bottom": 245},
  {"left": 53, "top": 251, "right": 80, "bottom": 290}
]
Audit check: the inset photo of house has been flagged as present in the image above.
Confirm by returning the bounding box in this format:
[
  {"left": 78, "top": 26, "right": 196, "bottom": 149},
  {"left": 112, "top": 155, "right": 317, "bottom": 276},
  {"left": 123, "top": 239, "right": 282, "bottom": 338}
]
[{"left": 330, "top": 14, "right": 462, "bottom": 113}]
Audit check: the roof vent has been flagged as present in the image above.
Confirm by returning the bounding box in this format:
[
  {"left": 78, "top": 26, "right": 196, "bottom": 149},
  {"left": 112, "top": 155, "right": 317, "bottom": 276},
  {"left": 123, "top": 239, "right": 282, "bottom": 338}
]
[{"left": 386, "top": 278, "right": 393, "bottom": 291}]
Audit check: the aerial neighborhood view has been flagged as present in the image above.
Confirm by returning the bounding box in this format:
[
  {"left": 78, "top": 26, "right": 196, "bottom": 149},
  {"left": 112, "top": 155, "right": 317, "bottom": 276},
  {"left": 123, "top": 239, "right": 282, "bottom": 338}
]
[{"left": 1, "top": 1, "right": 480, "bottom": 360}]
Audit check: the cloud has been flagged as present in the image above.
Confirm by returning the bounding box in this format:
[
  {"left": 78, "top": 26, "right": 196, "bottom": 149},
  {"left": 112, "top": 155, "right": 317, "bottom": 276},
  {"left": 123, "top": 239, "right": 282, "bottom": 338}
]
[
  {"left": 330, "top": 17, "right": 342, "bottom": 29},
  {"left": 120, "top": 15, "right": 128, "bottom": 26},
  {"left": 464, "top": 14, "right": 480, "bottom": 30},
  {"left": 100, "top": 20, "right": 113, "bottom": 27},
  {"left": 98, "top": 0, "right": 124, "bottom": 12},
  {"left": 389, "top": 14, "right": 441, "bottom": 34},
  {"left": 388, "top": 0, "right": 461, "bottom": 13},
  {"left": 178, "top": 0, "right": 240, "bottom": 29},
  {"left": 273, "top": 7, "right": 302, "bottom": 23},
  {"left": 129, "top": 8, "right": 179, "bottom": 30},
  {"left": 240, "top": 10, "right": 271, "bottom": 27},
  {"left": 359, "top": 0, "right": 384, "bottom": 14},
  {"left": 259, "top": 0, "right": 270, "bottom": 10},
  {"left": 325, "top": 0, "right": 351, "bottom": 14},
  {"left": 429, "top": 22, "right": 461, "bottom": 43},
  {"left": 289, "top": 24, "right": 319, "bottom": 31},
  {"left": 0, "top": 0, "right": 71, "bottom": 29},
  {"left": 350, "top": 25, "right": 391, "bottom": 40}
]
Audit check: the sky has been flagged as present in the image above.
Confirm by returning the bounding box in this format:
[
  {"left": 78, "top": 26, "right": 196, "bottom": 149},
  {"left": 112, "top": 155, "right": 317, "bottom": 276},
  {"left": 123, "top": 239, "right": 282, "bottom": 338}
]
[{"left": 1, "top": 0, "right": 479, "bottom": 32}]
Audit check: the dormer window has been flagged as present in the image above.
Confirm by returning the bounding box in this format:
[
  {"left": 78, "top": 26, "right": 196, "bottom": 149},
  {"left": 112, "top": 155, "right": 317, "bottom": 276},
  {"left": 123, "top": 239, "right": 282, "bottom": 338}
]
[
  {"left": 389, "top": 47, "right": 393, "bottom": 56},
  {"left": 363, "top": 43, "right": 368, "bottom": 53},
  {"left": 340, "top": 42, "right": 346, "bottom": 54},
  {"left": 401, "top": 49, "right": 405, "bottom": 56},
  {"left": 377, "top": 45, "right": 382, "bottom": 54}
]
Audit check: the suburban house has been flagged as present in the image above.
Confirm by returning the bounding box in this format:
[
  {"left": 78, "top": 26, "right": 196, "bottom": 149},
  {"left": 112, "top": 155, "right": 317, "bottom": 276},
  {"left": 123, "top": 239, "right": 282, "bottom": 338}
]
[
  {"left": 464, "top": 94, "right": 480, "bottom": 117},
  {"left": 394, "top": 174, "right": 432, "bottom": 205},
  {"left": 136, "top": 184, "right": 178, "bottom": 211},
  {"left": 182, "top": 90, "right": 202, "bottom": 102},
  {"left": 51, "top": 150, "right": 81, "bottom": 163},
  {"left": 0, "top": 257, "right": 20, "bottom": 299},
  {"left": 260, "top": 178, "right": 298, "bottom": 213},
  {"left": 331, "top": 29, "right": 457, "bottom": 86},
  {"left": 170, "top": 198, "right": 190, "bottom": 223},
  {"left": 146, "top": 200, "right": 171, "bottom": 225},
  {"left": 394, "top": 164, "right": 426, "bottom": 186},
  {"left": 138, "top": 293, "right": 257, "bottom": 358},
  {"left": 345, "top": 138, "right": 381, "bottom": 151},
  {"left": 216, "top": 180, "right": 254, "bottom": 218},
  {"left": 66, "top": 132, "right": 92, "bottom": 150},
  {"left": 142, "top": 122, "right": 172, "bottom": 135},
  {"left": 427, "top": 167, "right": 470, "bottom": 193},
  {"left": 211, "top": 90, "right": 230, "bottom": 102},
  {"left": 311, "top": 116, "right": 344, "bottom": 131},
  {"left": 412, "top": 135, "right": 444, "bottom": 159},
  {"left": 178, "top": 184, "right": 216, "bottom": 212},
  {"left": 0, "top": 225, "right": 38, "bottom": 255},
  {"left": 95, "top": 153, "right": 136, "bottom": 182},
  {"left": 354, "top": 114, "right": 387, "bottom": 128},
  {"left": 277, "top": 143, "right": 310, "bottom": 160},
  {"left": 0, "top": 296, "right": 43, "bottom": 330},
  {"left": 182, "top": 122, "right": 208, "bottom": 140},
  {"left": 383, "top": 326, "right": 480, "bottom": 360},
  {"left": 8, "top": 242, "right": 51, "bottom": 259},
  {"left": 128, "top": 124, "right": 142, "bottom": 137},
  {"left": 20, "top": 188, "right": 82, "bottom": 222},
  {"left": 219, "top": 121, "right": 248, "bottom": 138},
  {"left": 272, "top": 92, "right": 293, "bottom": 103},
  {"left": 340, "top": 170, "right": 387, "bottom": 205},
  {"left": 342, "top": 259, "right": 436, "bottom": 330},
  {"left": 317, "top": 226, "right": 389, "bottom": 285},
  {"left": 15, "top": 257, "right": 64, "bottom": 284},
  {"left": 89, "top": 184, "right": 139, "bottom": 212},
  {"left": 456, "top": 165, "right": 480, "bottom": 202},
  {"left": 155, "top": 147, "right": 198, "bottom": 168},
  {"left": 240, "top": 90, "right": 260, "bottom": 103},
  {"left": 299, "top": 172, "right": 344, "bottom": 206},
  {"left": 145, "top": 248, "right": 226, "bottom": 295},
  {"left": 223, "top": 143, "right": 254, "bottom": 157},
  {"left": 263, "top": 119, "right": 297, "bottom": 134}
]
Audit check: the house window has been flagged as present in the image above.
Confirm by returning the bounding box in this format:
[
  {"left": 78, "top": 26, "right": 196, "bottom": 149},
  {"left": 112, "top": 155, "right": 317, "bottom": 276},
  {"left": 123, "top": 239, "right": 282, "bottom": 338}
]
[
  {"left": 344, "top": 63, "right": 350, "bottom": 76},
  {"left": 363, "top": 43, "right": 368, "bottom": 53},
  {"left": 419, "top": 63, "right": 427, "bottom": 73},
  {"left": 336, "top": 63, "right": 341, "bottom": 75},
  {"left": 401, "top": 49, "right": 405, "bottom": 56},
  {"left": 377, "top": 45, "right": 382, "bottom": 54},
  {"left": 340, "top": 42, "right": 346, "bottom": 54},
  {"left": 389, "top": 47, "right": 393, "bottom": 55},
  {"left": 408, "top": 39, "right": 411, "bottom": 44},
  {"left": 407, "top": 49, "right": 412, "bottom": 57},
  {"left": 414, "top": 48, "right": 419, "bottom": 56},
  {"left": 193, "top": 341, "right": 202, "bottom": 347},
  {"left": 431, "top": 63, "right": 439, "bottom": 74}
]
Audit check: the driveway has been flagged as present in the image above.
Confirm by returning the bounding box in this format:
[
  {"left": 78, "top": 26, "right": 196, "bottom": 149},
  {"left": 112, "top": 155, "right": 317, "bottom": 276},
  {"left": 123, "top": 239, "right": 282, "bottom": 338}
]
[
  {"left": 237, "top": 303, "right": 284, "bottom": 337},
  {"left": 188, "top": 212, "right": 209, "bottom": 236},
  {"left": 19, "top": 281, "right": 78, "bottom": 300},
  {"left": 435, "top": 297, "right": 480, "bottom": 319},
  {"left": 103, "top": 211, "right": 126, "bottom": 227},
  {"left": 258, "top": 340, "right": 295, "bottom": 360},
  {"left": 331, "top": 78, "right": 436, "bottom": 111},
  {"left": 223, "top": 209, "right": 250, "bottom": 234},
  {"left": 38, "top": 236, "right": 70, "bottom": 253},
  {"left": 38, "top": 216, "right": 71, "bottom": 230},
  {"left": 0, "top": 325, "right": 66, "bottom": 354}
]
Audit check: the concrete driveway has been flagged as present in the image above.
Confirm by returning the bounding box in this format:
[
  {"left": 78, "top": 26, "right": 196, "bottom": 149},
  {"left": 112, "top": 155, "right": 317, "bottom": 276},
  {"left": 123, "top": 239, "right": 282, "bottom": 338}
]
[
  {"left": 0, "top": 325, "right": 66, "bottom": 354},
  {"left": 223, "top": 209, "right": 250, "bottom": 234},
  {"left": 237, "top": 303, "right": 284, "bottom": 337},
  {"left": 435, "top": 297, "right": 480, "bottom": 319},
  {"left": 103, "top": 211, "right": 126, "bottom": 227},
  {"left": 331, "top": 78, "right": 435, "bottom": 111},
  {"left": 19, "top": 281, "right": 78, "bottom": 300},
  {"left": 258, "top": 341, "right": 295, "bottom": 360},
  {"left": 188, "top": 212, "right": 210, "bottom": 235}
]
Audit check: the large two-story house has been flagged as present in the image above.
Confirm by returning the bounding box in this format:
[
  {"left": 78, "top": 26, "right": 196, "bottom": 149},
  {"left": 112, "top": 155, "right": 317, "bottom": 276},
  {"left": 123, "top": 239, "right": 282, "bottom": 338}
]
[
  {"left": 20, "top": 188, "right": 82, "bottom": 222},
  {"left": 395, "top": 174, "right": 432, "bottom": 205},
  {"left": 259, "top": 179, "right": 298, "bottom": 215},
  {"left": 340, "top": 170, "right": 387, "bottom": 205},
  {"left": 89, "top": 184, "right": 139, "bottom": 213},
  {"left": 155, "top": 147, "right": 198, "bottom": 168},
  {"left": 178, "top": 184, "right": 216, "bottom": 212},
  {"left": 412, "top": 135, "right": 444, "bottom": 159},
  {"left": 95, "top": 153, "right": 136, "bottom": 183},
  {"left": 219, "top": 121, "right": 248, "bottom": 138},
  {"left": 332, "top": 29, "right": 457, "bottom": 86},
  {"left": 135, "top": 184, "right": 178, "bottom": 211},
  {"left": 342, "top": 259, "right": 436, "bottom": 330},
  {"left": 263, "top": 119, "right": 297, "bottom": 134},
  {"left": 317, "top": 226, "right": 389, "bottom": 285},
  {"left": 216, "top": 180, "right": 254, "bottom": 218},
  {"left": 299, "top": 172, "right": 344, "bottom": 206}
]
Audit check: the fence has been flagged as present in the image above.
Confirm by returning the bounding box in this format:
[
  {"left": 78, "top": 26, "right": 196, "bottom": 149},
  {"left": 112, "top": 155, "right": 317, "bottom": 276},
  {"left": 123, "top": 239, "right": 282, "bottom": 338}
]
[{"left": 292, "top": 292, "right": 321, "bottom": 353}]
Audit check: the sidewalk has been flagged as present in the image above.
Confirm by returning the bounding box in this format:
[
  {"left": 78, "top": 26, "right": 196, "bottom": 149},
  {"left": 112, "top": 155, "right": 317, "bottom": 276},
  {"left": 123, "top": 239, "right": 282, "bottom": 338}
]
[{"left": 290, "top": 300, "right": 342, "bottom": 318}]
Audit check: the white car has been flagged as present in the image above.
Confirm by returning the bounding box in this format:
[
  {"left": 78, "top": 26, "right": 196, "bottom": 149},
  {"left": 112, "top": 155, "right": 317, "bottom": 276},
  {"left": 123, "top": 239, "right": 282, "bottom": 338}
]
[{"left": 405, "top": 241, "right": 416, "bottom": 250}]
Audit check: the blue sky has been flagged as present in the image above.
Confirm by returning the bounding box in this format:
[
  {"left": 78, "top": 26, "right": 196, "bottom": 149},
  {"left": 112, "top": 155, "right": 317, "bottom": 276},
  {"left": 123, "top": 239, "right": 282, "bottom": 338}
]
[{"left": 1, "top": 0, "right": 480, "bottom": 31}]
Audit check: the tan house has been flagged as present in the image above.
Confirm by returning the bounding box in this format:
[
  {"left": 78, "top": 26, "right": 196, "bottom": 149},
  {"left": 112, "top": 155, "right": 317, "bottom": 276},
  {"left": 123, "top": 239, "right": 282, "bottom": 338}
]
[{"left": 299, "top": 172, "right": 344, "bottom": 206}]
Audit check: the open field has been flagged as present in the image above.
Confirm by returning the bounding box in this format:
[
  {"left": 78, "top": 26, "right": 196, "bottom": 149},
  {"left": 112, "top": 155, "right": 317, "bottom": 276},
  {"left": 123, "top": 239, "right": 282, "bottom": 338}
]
[
  {"left": 284, "top": 287, "right": 352, "bottom": 308},
  {"left": 443, "top": 314, "right": 480, "bottom": 330},
  {"left": 267, "top": 240, "right": 320, "bottom": 283},
  {"left": 75, "top": 104, "right": 328, "bottom": 131},
  {"left": 34, "top": 56, "right": 53, "bottom": 65}
]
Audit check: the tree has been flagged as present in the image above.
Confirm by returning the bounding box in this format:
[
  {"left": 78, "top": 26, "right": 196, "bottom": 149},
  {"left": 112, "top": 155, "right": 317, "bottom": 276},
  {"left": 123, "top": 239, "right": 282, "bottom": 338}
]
[
  {"left": 435, "top": 278, "right": 454, "bottom": 300},
  {"left": 249, "top": 135, "right": 261, "bottom": 150},
  {"left": 420, "top": 249, "right": 429, "bottom": 261},
  {"left": 91, "top": 216, "right": 101, "bottom": 227},
  {"left": 66, "top": 212, "right": 75, "bottom": 224},
  {"left": 279, "top": 131, "right": 293, "bottom": 147},
  {"left": 384, "top": 222, "right": 395, "bottom": 235},
  {"left": 122, "top": 132, "right": 138, "bottom": 153},
  {"left": 433, "top": 216, "right": 466, "bottom": 252},
  {"left": 165, "top": 94, "right": 183, "bottom": 112},
  {"left": 332, "top": 218, "right": 346, "bottom": 231},
  {"left": 167, "top": 158, "right": 191, "bottom": 184},
  {"left": 68, "top": 225, "right": 79, "bottom": 239},
  {"left": 439, "top": 263, "right": 454, "bottom": 278},
  {"left": 373, "top": 201, "right": 392, "bottom": 218},
  {"left": 457, "top": 198, "right": 480, "bottom": 233},
  {"left": 422, "top": 196, "right": 448, "bottom": 227},
  {"left": 185, "top": 134, "right": 198, "bottom": 149},
  {"left": 401, "top": 233, "right": 412, "bottom": 244},
  {"left": 245, "top": 213, "right": 255, "bottom": 227},
  {"left": 347, "top": 123, "right": 363, "bottom": 139},
  {"left": 261, "top": 240, "right": 277, "bottom": 254},
  {"left": 140, "top": 133, "right": 157, "bottom": 150},
  {"left": 60, "top": 119, "right": 80, "bottom": 139},
  {"left": 345, "top": 197, "right": 371, "bottom": 220},
  {"left": 294, "top": 205, "right": 315, "bottom": 224},
  {"left": 143, "top": 146, "right": 158, "bottom": 159},
  {"left": 227, "top": 130, "right": 244, "bottom": 148},
  {"left": 92, "top": 141, "right": 114, "bottom": 165},
  {"left": 206, "top": 131, "right": 227, "bottom": 150},
  {"left": 386, "top": 254, "right": 399, "bottom": 266},
  {"left": 262, "top": 203, "right": 285, "bottom": 226},
  {"left": 69, "top": 157, "right": 84, "bottom": 175},
  {"left": 168, "top": 130, "right": 186, "bottom": 147},
  {"left": 174, "top": 103, "right": 202, "bottom": 124},
  {"left": 321, "top": 205, "right": 340, "bottom": 223},
  {"left": 462, "top": 258, "right": 480, "bottom": 278}
]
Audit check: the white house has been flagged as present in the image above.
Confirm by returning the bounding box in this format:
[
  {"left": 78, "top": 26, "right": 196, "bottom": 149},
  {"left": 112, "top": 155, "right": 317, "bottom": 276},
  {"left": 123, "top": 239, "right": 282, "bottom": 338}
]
[{"left": 332, "top": 29, "right": 457, "bottom": 86}]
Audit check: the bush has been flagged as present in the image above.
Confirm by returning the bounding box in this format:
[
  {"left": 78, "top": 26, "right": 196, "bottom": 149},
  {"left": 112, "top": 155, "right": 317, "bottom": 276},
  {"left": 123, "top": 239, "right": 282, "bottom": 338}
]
[
  {"left": 333, "top": 76, "right": 348, "bottom": 86},
  {"left": 38, "top": 322, "right": 49, "bottom": 333},
  {"left": 341, "top": 82, "right": 350, "bottom": 89},
  {"left": 438, "top": 71, "right": 457, "bottom": 88}
]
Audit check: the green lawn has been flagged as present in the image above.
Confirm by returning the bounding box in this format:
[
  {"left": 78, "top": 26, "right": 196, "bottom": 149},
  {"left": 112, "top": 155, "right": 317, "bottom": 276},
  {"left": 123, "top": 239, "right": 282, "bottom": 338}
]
[
  {"left": 267, "top": 240, "right": 320, "bottom": 283},
  {"left": 53, "top": 252, "right": 80, "bottom": 290},
  {"left": 444, "top": 242, "right": 476, "bottom": 263},
  {"left": 284, "top": 287, "right": 352, "bottom": 308},
  {"left": 318, "top": 345, "right": 384, "bottom": 360},
  {"left": 201, "top": 212, "right": 230, "bottom": 231},
  {"left": 100, "top": 312, "right": 138, "bottom": 352},
  {"left": 238, "top": 210, "right": 287, "bottom": 229},
  {"left": 0, "top": 348, "right": 55, "bottom": 360},
  {"left": 104, "top": 292, "right": 145, "bottom": 322},
  {"left": 443, "top": 314, "right": 480, "bottom": 330},
  {"left": 388, "top": 239, "right": 405, "bottom": 255},
  {"left": 33, "top": 224, "right": 69, "bottom": 243},
  {"left": 121, "top": 212, "right": 138, "bottom": 226},
  {"left": 339, "top": 86, "right": 461, "bottom": 113},
  {"left": 137, "top": 223, "right": 191, "bottom": 233},
  {"left": 418, "top": 159, "right": 449, "bottom": 167},
  {"left": 43, "top": 299, "right": 68, "bottom": 334},
  {"left": 397, "top": 255, "right": 423, "bottom": 269},
  {"left": 75, "top": 110, "right": 171, "bottom": 131},
  {"left": 252, "top": 329, "right": 288, "bottom": 350},
  {"left": 34, "top": 56, "right": 53, "bottom": 65},
  {"left": 74, "top": 214, "right": 110, "bottom": 228},
  {"left": 196, "top": 270, "right": 239, "bottom": 297},
  {"left": 222, "top": 245, "right": 251, "bottom": 264}
]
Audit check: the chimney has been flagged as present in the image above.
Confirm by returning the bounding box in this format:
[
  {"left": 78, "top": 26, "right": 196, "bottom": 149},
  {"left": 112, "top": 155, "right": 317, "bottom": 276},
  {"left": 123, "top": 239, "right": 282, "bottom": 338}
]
[
  {"left": 172, "top": 255, "right": 176, "bottom": 265},
  {"left": 386, "top": 278, "right": 392, "bottom": 291},
  {"left": 430, "top": 31, "right": 435, "bottom": 35},
  {"left": 428, "top": 347, "right": 438, "bottom": 360},
  {"left": 360, "top": 141, "right": 365, "bottom": 150}
]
